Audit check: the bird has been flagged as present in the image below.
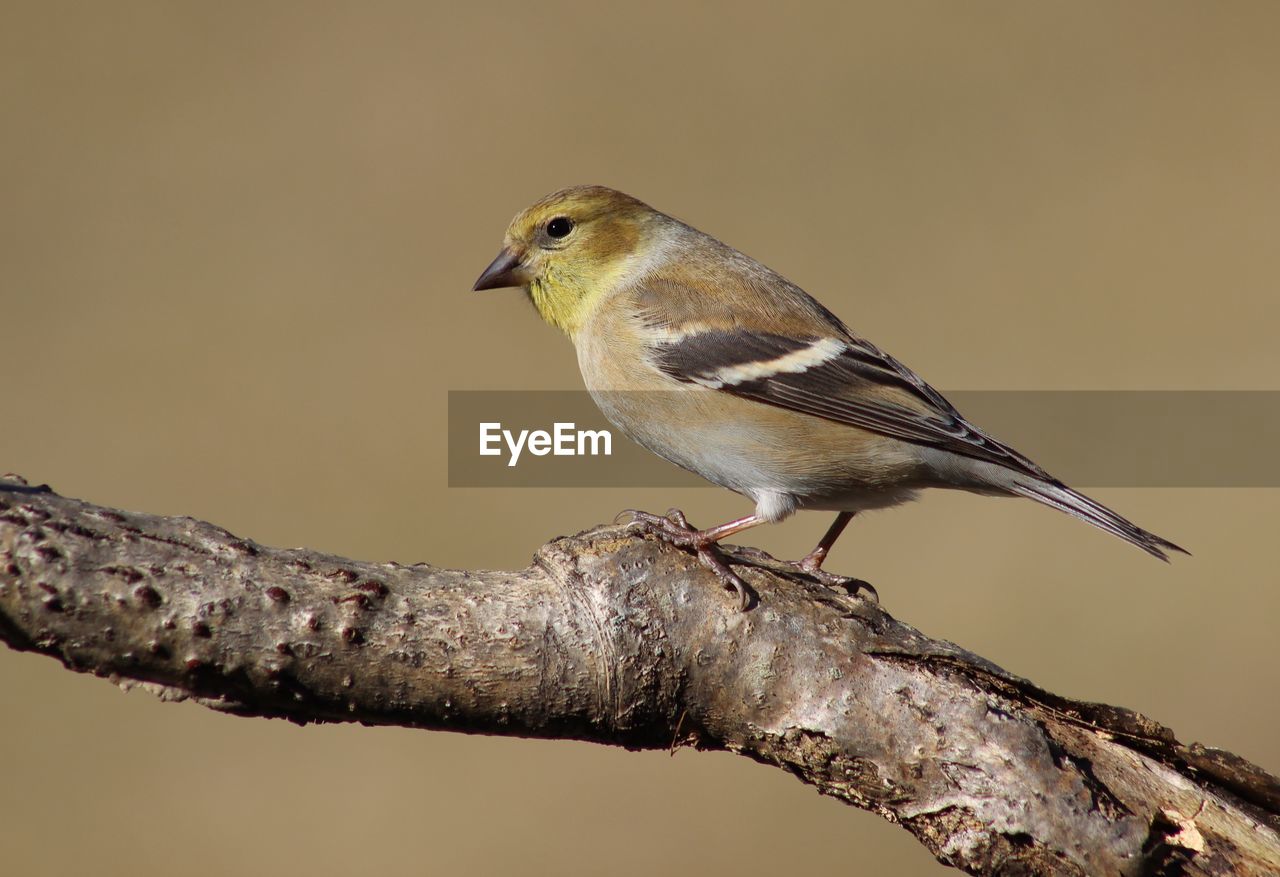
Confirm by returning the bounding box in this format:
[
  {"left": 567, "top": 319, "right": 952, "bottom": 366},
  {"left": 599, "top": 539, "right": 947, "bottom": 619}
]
[{"left": 472, "top": 185, "right": 1186, "bottom": 609}]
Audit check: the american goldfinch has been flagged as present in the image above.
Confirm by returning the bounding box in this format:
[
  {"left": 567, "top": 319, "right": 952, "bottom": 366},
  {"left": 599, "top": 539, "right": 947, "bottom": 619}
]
[{"left": 474, "top": 185, "right": 1186, "bottom": 609}]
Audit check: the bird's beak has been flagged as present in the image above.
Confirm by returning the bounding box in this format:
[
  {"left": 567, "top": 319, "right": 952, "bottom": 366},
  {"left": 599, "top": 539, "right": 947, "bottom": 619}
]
[{"left": 472, "top": 247, "right": 528, "bottom": 291}]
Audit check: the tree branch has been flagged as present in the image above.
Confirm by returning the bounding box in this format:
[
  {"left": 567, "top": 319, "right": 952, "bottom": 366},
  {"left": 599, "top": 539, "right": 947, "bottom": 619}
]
[{"left": 1, "top": 477, "right": 1277, "bottom": 875}]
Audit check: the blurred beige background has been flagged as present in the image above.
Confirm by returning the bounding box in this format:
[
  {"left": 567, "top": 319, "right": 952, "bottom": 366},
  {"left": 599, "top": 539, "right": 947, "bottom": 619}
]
[{"left": 3, "top": 3, "right": 1278, "bottom": 875}]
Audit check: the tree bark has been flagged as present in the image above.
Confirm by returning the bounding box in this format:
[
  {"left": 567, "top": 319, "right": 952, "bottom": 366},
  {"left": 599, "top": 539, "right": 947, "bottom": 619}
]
[{"left": 1, "top": 477, "right": 1277, "bottom": 876}]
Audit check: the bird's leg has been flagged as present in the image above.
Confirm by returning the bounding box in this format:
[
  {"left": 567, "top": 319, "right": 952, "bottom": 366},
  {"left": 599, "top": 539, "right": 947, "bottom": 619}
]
[
  {"left": 789, "top": 512, "right": 877, "bottom": 601},
  {"left": 621, "top": 509, "right": 762, "bottom": 610},
  {"left": 797, "top": 512, "right": 855, "bottom": 577},
  {"left": 622, "top": 509, "right": 760, "bottom": 549}
]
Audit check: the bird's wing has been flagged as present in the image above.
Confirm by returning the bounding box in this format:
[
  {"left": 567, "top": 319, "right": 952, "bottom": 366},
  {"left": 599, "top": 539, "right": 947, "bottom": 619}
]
[{"left": 650, "top": 325, "right": 1051, "bottom": 481}]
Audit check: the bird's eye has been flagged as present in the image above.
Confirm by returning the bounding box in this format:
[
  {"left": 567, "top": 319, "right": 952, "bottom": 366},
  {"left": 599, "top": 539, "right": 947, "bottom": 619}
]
[{"left": 545, "top": 216, "right": 574, "bottom": 239}]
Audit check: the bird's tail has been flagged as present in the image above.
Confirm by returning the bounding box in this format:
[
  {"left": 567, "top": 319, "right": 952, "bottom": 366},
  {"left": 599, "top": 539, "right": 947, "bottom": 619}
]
[{"left": 1009, "top": 478, "right": 1189, "bottom": 561}]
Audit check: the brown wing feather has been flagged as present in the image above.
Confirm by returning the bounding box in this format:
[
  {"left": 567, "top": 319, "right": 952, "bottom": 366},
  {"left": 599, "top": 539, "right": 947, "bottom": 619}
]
[{"left": 650, "top": 323, "right": 1051, "bottom": 481}]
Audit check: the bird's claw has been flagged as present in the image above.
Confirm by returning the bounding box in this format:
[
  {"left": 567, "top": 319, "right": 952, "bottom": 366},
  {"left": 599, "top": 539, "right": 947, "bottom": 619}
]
[
  {"left": 743, "top": 552, "right": 878, "bottom": 604},
  {"left": 800, "top": 567, "right": 878, "bottom": 603},
  {"left": 697, "top": 546, "right": 755, "bottom": 611},
  {"left": 622, "top": 508, "right": 755, "bottom": 610},
  {"left": 621, "top": 508, "right": 704, "bottom": 549},
  {"left": 621, "top": 509, "right": 870, "bottom": 608}
]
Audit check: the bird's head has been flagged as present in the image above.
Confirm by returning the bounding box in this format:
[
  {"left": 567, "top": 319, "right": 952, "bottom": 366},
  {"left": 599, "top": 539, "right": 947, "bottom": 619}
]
[{"left": 473, "top": 185, "right": 664, "bottom": 334}]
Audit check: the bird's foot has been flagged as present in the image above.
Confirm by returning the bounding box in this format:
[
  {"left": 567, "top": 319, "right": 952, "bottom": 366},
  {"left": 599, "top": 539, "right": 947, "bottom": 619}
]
[
  {"left": 790, "top": 556, "right": 878, "bottom": 602},
  {"left": 619, "top": 508, "right": 704, "bottom": 547},
  {"left": 693, "top": 544, "right": 755, "bottom": 612},
  {"left": 620, "top": 508, "right": 755, "bottom": 611}
]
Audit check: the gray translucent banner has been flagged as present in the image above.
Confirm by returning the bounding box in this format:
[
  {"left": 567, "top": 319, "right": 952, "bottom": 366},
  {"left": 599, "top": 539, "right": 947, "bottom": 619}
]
[{"left": 448, "top": 391, "right": 1280, "bottom": 488}]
